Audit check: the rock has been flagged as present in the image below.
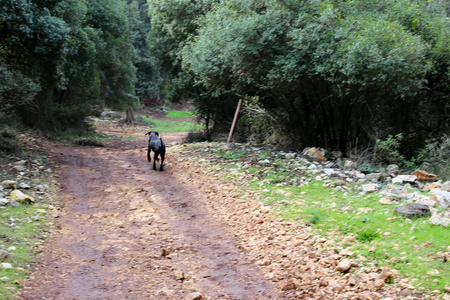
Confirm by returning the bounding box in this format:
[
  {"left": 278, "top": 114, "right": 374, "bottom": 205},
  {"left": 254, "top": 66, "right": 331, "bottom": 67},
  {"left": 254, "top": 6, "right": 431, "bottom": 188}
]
[
  {"left": 429, "top": 189, "right": 450, "bottom": 209},
  {"left": 412, "top": 169, "right": 437, "bottom": 182},
  {"left": 186, "top": 292, "right": 203, "bottom": 300},
  {"left": 303, "top": 147, "right": 326, "bottom": 162},
  {"left": 161, "top": 248, "right": 171, "bottom": 257},
  {"left": 392, "top": 177, "right": 403, "bottom": 184},
  {"left": 323, "top": 168, "right": 334, "bottom": 176},
  {"left": 442, "top": 181, "right": 450, "bottom": 192},
  {"left": 339, "top": 249, "right": 354, "bottom": 257},
  {"left": 10, "top": 190, "right": 35, "bottom": 203},
  {"left": 0, "top": 249, "right": 13, "bottom": 262},
  {"left": 394, "top": 203, "right": 431, "bottom": 218},
  {"left": 156, "top": 288, "right": 176, "bottom": 296},
  {"left": 0, "top": 198, "right": 9, "bottom": 206},
  {"left": 336, "top": 259, "right": 353, "bottom": 272},
  {"left": 386, "top": 164, "right": 399, "bottom": 176},
  {"left": 350, "top": 170, "right": 365, "bottom": 179},
  {"left": 331, "top": 151, "right": 343, "bottom": 159},
  {"left": 0, "top": 276, "right": 9, "bottom": 281},
  {"left": 101, "top": 110, "right": 118, "bottom": 118},
  {"left": 1, "top": 180, "right": 16, "bottom": 189},
  {"left": 361, "top": 184, "right": 378, "bottom": 193},
  {"left": 0, "top": 262, "right": 13, "bottom": 269},
  {"left": 379, "top": 198, "right": 392, "bottom": 205},
  {"left": 13, "top": 165, "right": 26, "bottom": 172},
  {"left": 344, "top": 160, "right": 356, "bottom": 168},
  {"left": 174, "top": 269, "right": 184, "bottom": 281},
  {"left": 18, "top": 182, "right": 31, "bottom": 189},
  {"left": 285, "top": 153, "right": 296, "bottom": 159},
  {"left": 365, "top": 173, "right": 382, "bottom": 182},
  {"left": 373, "top": 279, "right": 385, "bottom": 289},
  {"left": 429, "top": 213, "right": 450, "bottom": 227},
  {"left": 9, "top": 200, "right": 20, "bottom": 207},
  {"left": 393, "top": 175, "right": 417, "bottom": 183},
  {"left": 379, "top": 267, "right": 393, "bottom": 282}
]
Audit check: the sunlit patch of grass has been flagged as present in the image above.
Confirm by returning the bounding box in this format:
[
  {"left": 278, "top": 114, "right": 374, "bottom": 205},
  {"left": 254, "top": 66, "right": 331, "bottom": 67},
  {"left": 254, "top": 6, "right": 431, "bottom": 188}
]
[
  {"left": 166, "top": 110, "right": 195, "bottom": 118},
  {"left": 141, "top": 116, "right": 203, "bottom": 132}
]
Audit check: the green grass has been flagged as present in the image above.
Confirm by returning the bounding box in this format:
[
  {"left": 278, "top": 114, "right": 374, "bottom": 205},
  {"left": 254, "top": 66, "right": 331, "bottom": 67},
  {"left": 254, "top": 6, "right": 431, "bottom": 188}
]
[
  {"left": 176, "top": 143, "right": 450, "bottom": 293},
  {"left": 166, "top": 110, "right": 195, "bottom": 118},
  {"left": 141, "top": 116, "right": 203, "bottom": 132},
  {"left": 0, "top": 201, "right": 49, "bottom": 299}
]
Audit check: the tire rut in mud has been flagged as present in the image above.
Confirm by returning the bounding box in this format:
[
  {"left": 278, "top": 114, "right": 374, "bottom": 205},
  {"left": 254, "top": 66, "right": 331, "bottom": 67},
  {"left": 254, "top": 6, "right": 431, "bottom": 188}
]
[{"left": 19, "top": 137, "right": 283, "bottom": 299}]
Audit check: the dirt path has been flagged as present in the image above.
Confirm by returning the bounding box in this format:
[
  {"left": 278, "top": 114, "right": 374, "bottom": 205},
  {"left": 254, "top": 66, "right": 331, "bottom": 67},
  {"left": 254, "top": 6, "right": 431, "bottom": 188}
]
[
  {"left": 18, "top": 131, "right": 284, "bottom": 300},
  {"left": 17, "top": 126, "right": 428, "bottom": 300}
]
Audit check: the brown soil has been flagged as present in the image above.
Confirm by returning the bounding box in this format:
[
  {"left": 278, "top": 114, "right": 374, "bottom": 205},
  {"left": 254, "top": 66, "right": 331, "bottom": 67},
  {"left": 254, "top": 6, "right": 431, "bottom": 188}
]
[{"left": 18, "top": 128, "right": 284, "bottom": 300}]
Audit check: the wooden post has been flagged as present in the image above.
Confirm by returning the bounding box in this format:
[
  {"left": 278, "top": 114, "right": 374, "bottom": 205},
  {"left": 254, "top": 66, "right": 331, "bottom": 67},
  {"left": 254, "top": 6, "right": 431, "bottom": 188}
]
[{"left": 227, "top": 99, "right": 243, "bottom": 143}]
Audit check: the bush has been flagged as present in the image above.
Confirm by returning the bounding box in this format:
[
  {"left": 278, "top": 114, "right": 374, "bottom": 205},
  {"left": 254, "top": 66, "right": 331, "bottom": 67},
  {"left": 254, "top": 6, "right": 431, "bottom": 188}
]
[
  {"left": 184, "top": 131, "right": 208, "bottom": 143},
  {"left": 0, "top": 127, "right": 20, "bottom": 152},
  {"left": 417, "top": 136, "right": 450, "bottom": 181}
]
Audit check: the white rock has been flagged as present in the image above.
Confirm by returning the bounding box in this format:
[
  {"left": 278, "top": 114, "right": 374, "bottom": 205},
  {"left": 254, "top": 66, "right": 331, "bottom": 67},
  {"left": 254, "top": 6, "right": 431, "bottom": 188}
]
[
  {"left": 430, "top": 189, "right": 450, "bottom": 209},
  {"left": 350, "top": 170, "right": 366, "bottom": 179},
  {"left": 392, "top": 177, "right": 403, "bottom": 184},
  {"left": 430, "top": 214, "right": 450, "bottom": 227},
  {"left": 366, "top": 173, "right": 382, "bottom": 182},
  {"left": 394, "top": 175, "right": 417, "bottom": 183},
  {"left": 323, "top": 168, "right": 334, "bottom": 176},
  {"left": 0, "top": 198, "right": 9, "bottom": 206},
  {"left": 1, "top": 263, "right": 13, "bottom": 269},
  {"left": 361, "top": 184, "right": 378, "bottom": 193},
  {"left": 19, "top": 183, "right": 31, "bottom": 189},
  {"left": 442, "top": 181, "right": 450, "bottom": 192}
]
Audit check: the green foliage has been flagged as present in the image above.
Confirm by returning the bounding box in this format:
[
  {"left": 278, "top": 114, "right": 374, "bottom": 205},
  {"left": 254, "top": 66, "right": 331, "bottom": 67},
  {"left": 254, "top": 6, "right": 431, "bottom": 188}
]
[
  {"left": 415, "top": 136, "right": 450, "bottom": 180},
  {"left": 0, "top": 0, "right": 160, "bottom": 135},
  {"left": 356, "top": 228, "right": 380, "bottom": 242},
  {"left": 376, "top": 133, "right": 406, "bottom": 164},
  {"left": 149, "top": 0, "right": 449, "bottom": 155}
]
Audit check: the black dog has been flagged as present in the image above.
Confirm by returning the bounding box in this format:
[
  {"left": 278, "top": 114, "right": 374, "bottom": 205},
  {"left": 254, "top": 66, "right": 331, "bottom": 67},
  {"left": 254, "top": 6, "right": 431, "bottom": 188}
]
[{"left": 145, "top": 131, "right": 166, "bottom": 171}]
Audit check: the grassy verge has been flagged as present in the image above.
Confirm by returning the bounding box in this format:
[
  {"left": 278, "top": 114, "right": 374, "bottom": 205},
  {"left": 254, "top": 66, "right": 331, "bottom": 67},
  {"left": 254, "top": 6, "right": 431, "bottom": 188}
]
[
  {"left": 0, "top": 203, "right": 49, "bottom": 299},
  {"left": 0, "top": 136, "right": 55, "bottom": 299},
  {"left": 179, "top": 143, "right": 449, "bottom": 294}
]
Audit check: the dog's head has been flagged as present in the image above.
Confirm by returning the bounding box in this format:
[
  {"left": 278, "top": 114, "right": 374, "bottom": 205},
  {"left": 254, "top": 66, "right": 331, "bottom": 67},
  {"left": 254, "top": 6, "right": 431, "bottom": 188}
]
[{"left": 145, "top": 131, "right": 159, "bottom": 136}]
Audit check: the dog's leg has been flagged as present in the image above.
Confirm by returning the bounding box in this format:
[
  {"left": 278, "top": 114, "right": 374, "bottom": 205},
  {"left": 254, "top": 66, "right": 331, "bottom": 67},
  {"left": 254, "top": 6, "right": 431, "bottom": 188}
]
[
  {"left": 153, "top": 151, "right": 158, "bottom": 170},
  {"left": 159, "top": 151, "right": 165, "bottom": 171},
  {"left": 147, "top": 148, "right": 151, "bottom": 162}
]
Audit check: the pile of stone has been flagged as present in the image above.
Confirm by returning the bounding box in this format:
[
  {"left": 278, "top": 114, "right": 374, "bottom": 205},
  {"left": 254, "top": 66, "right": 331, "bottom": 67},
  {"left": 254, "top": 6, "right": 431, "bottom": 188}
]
[
  {"left": 209, "top": 144, "right": 450, "bottom": 227},
  {"left": 300, "top": 147, "right": 450, "bottom": 227}
]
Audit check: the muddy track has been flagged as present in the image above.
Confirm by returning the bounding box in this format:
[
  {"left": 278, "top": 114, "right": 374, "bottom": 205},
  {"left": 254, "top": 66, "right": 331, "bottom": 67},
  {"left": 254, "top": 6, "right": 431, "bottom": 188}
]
[{"left": 18, "top": 133, "right": 283, "bottom": 300}]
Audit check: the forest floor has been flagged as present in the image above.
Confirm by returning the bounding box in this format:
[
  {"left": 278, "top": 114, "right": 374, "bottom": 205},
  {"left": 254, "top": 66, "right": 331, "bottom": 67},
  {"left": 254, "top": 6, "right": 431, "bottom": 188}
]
[{"left": 16, "top": 111, "right": 441, "bottom": 300}]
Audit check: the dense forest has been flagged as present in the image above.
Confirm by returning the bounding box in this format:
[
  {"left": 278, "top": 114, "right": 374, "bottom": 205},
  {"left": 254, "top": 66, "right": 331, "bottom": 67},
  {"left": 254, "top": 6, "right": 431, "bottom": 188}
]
[{"left": 1, "top": 0, "right": 449, "bottom": 166}]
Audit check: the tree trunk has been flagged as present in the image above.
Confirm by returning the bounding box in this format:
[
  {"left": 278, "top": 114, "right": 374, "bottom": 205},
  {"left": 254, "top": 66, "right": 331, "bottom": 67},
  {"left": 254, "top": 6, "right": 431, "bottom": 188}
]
[{"left": 125, "top": 109, "right": 135, "bottom": 125}]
